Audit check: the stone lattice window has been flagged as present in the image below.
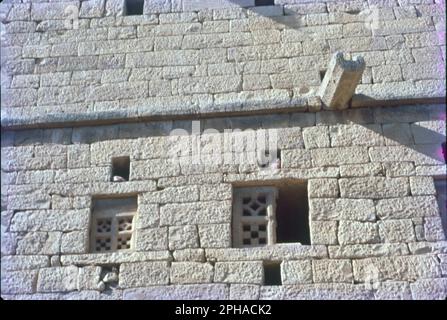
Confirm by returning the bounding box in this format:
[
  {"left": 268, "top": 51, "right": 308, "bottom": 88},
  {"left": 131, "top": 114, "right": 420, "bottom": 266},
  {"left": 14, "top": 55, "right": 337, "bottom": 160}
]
[
  {"left": 90, "top": 197, "right": 137, "bottom": 253},
  {"left": 233, "top": 187, "right": 278, "bottom": 247}
]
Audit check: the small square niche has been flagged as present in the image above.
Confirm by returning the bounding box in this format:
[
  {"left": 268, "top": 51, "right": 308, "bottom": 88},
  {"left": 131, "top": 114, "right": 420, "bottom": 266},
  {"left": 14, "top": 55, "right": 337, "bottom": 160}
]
[
  {"left": 125, "top": 0, "right": 144, "bottom": 16},
  {"left": 111, "top": 156, "right": 130, "bottom": 182}
]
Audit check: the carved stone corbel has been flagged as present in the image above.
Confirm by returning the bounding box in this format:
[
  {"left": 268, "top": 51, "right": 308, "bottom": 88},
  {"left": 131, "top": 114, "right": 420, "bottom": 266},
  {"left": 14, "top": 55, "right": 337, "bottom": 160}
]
[{"left": 318, "top": 52, "right": 366, "bottom": 110}]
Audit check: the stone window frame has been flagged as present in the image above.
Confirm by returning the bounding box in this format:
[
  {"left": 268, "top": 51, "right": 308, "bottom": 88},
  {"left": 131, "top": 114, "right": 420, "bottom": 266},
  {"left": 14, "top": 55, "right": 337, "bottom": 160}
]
[
  {"left": 90, "top": 197, "right": 137, "bottom": 253},
  {"left": 232, "top": 187, "right": 278, "bottom": 247}
]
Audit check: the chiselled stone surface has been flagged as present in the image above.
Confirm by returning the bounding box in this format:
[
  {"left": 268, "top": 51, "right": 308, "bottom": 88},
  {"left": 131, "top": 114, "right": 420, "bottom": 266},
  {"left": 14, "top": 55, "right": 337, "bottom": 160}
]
[
  {"left": 338, "top": 221, "right": 380, "bottom": 245},
  {"left": 318, "top": 52, "right": 365, "bottom": 110},
  {"left": 214, "top": 261, "right": 263, "bottom": 284},
  {"left": 123, "top": 284, "right": 229, "bottom": 300},
  {"left": 37, "top": 266, "right": 79, "bottom": 293},
  {"left": 376, "top": 196, "right": 439, "bottom": 219},
  {"left": 353, "top": 255, "right": 441, "bottom": 282},
  {"left": 119, "top": 262, "right": 170, "bottom": 288},
  {"left": 170, "top": 262, "right": 214, "bottom": 284},
  {"left": 1, "top": 0, "right": 446, "bottom": 301},
  {"left": 310, "top": 198, "right": 376, "bottom": 221},
  {"left": 312, "top": 259, "right": 353, "bottom": 283},
  {"left": 328, "top": 243, "right": 410, "bottom": 259},
  {"left": 1, "top": 270, "right": 38, "bottom": 295},
  {"left": 339, "top": 177, "right": 410, "bottom": 199},
  {"left": 281, "top": 260, "right": 313, "bottom": 285}
]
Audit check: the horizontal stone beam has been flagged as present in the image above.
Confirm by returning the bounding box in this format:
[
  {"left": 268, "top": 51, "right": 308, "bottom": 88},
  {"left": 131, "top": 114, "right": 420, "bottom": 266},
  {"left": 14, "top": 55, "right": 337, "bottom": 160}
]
[{"left": 318, "top": 52, "right": 366, "bottom": 110}]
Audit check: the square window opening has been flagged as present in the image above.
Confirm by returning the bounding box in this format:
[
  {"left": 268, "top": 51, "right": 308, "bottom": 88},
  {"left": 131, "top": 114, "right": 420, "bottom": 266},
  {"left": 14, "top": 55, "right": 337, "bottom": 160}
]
[
  {"left": 319, "top": 69, "right": 327, "bottom": 81},
  {"left": 258, "top": 149, "right": 281, "bottom": 169},
  {"left": 90, "top": 196, "right": 137, "bottom": 253},
  {"left": 255, "top": 0, "right": 275, "bottom": 6},
  {"left": 232, "top": 180, "right": 310, "bottom": 248},
  {"left": 111, "top": 156, "right": 130, "bottom": 182},
  {"left": 125, "top": 0, "right": 144, "bottom": 16},
  {"left": 263, "top": 262, "right": 282, "bottom": 285},
  {"left": 442, "top": 142, "right": 446, "bottom": 163},
  {"left": 435, "top": 178, "right": 447, "bottom": 237},
  {"left": 276, "top": 181, "right": 310, "bottom": 245}
]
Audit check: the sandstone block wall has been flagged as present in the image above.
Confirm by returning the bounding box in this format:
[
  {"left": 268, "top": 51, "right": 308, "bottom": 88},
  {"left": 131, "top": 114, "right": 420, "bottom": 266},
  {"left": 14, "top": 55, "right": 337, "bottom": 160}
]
[
  {"left": 1, "top": 0, "right": 446, "bottom": 300},
  {"left": 1, "top": 105, "right": 446, "bottom": 300},
  {"left": 0, "top": 0, "right": 445, "bottom": 127}
]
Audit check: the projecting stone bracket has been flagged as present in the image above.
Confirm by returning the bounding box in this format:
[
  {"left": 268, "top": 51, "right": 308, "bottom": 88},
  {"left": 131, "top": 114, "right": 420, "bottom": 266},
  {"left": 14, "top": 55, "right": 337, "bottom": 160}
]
[{"left": 318, "top": 52, "right": 366, "bottom": 110}]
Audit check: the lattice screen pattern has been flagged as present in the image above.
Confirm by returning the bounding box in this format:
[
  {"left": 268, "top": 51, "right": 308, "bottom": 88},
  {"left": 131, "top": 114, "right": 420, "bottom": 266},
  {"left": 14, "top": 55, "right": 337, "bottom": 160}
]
[
  {"left": 91, "top": 196, "right": 137, "bottom": 253},
  {"left": 233, "top": 187, "right": 278, "bottom": 247}
]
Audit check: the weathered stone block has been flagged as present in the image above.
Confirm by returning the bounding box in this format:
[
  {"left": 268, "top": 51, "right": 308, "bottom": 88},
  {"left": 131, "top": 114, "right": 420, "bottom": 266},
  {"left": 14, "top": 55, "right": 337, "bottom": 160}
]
[
  {"left": 329, "top": 124, "right": 383, "bottom": 147},
  {"left": 411, "top": 120, "right": 446, "bottom": 144},
  {"left": 16, "top": 232, "right": 61, "bottom": 255},
  {"left": 2, "top": 255, "right": 50, "bottom": 271},
  {"left": 310, "top": 221, "right": 338, "bottom": 245},
  {"left": 281, "top": 149, "right": 312, "bottom": 169},
  {"left": 61, "top": 251, "right": 170, "bottom": 266},
  {"left": 170, "top": 262, "right": 214, "bottom": 284},
  {"left": 37, "top": 266, "right": 79, "bottom": 293},
  {"left": 328, "top": 243, "right": 409, "bottom": 259},
  {"left": 198, "top": 224, "right": 231, "bottom": 248},
  {"left": 131, "top": 159, "right": 180, "bottom": 180},
  {"left": 199, "top": 184, "right": 232, "bottom": 201},
  {"left": 80, "top": 0, "right": 105, "bottom": 18},
  {"left": 409, "top": 176, "right": 436, "bottom": 196},
  {"left": 410, "top": 278, "right": 447, "bottom": 300},
  {"left": 308, "top": 178, "right": 339, "bottom": 198},
  {"left": 1, "top": 270, "right": 37, "bottom": 294},
  {"left": 60, "top": 231, "right": 88, "bottom": 254},
  {"left": 312, "top": 259, "right": 353, "bottom": 283},
  {"left": 281, "top": 260, "right": 312, "bottom": 285},
  {"left": 302, "top": 126, "right": 330, "bottom": 149},
  {"left": 338, "top": 221, "right": 380, "bottom": 245},
  {"left": 382, "top": 123, "right": 414, "bottom": 146},
  {"left": 119, "top": 262, "right": 169, "bottom": 288},
  {"left": 353, "top": 255, "right": 441, "bottom": 282},
  {"left": 311, "top": 147, "right": 369, "bottom": 166},
  {"left": 173, "top": 249, "right": 205, "bottom": 262},
  {"left": 123, "top": 284, "right": 229, "bottom": 300},
  {"left": 136, "top": 204, "right": 159, "bottom": 229},
  {"left": 378, "top": 220, "right": 416, "bottom": 243},
  {"left": 339, "top": 177, "right": 409, "bottom": 199},
  {"left": 160, "top": 201, "right": 231, "bottom": 226},
  {"left": 140, "top": 186, "right": 199, "bottom": 204},
  {"left": 229, "top": 284, "right": 260, "bottom": 300},
  {"left": 10, "top": 209, "right": 90, "bottom": 232},
  {"left": 374, "top": 281, "right": 412, "bottom": 300},
  {"left": 424, "top": 217, "right": 446, "bottom": 241},
  {"left": 78, "top": 266, "right": 102, "bottom": 291},
  {"left": 168, "top": 225, "right": 199, "bottom": 250},
  {"left": 136, "top": 227, "right": 168, "bottom": 251},
  {"left": 376, "top": 196, "right": 439, "bottom": 219},
  {"left": 214, "top": 261, "right": 263, "bottom": 284}
]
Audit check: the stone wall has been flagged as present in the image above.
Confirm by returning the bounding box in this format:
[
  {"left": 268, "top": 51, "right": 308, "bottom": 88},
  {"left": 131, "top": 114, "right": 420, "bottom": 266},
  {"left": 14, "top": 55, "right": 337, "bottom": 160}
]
[
  {"left": 1, "top": 0, "right": 446, "bottom": 300},
  {"left": 0, "top": 0, "right": 445, "bottom": 127},
  {"left": 1, "top": 105, "right": 446, "bottom": 300}
]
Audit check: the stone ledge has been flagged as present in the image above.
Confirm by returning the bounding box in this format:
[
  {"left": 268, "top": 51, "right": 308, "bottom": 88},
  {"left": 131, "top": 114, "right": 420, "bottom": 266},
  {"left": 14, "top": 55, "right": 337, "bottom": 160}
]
[
  {"left": 205, "top": 243, "right": 328, "bottom": 261},
  {"left": 2, "top": 94, "right": 445, "bottom": 130},
  {"left": 60, "top": 251, "right": 172, "bottom": 266}
]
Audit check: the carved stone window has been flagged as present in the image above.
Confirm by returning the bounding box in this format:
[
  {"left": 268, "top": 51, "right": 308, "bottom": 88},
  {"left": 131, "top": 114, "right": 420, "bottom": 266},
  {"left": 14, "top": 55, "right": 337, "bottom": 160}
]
[
  {"left": 232, "top": 182, "right": 310, "bottom": 247},
  {"left": 90, "top": 196, "right": 137, "bottom": 253},
  {"left": 233, "top": 187, "right": 278, "bottom": 247}
]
